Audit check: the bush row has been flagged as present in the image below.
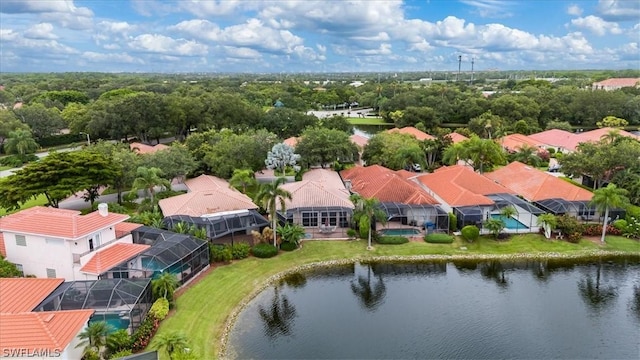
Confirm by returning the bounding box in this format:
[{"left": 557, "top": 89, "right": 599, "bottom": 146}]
[
  {"left": 209, "top": 243, "right": 251, "bottom": 262},
  {"left": 252, "top": 243, "right": 279, "bottom": 258},
  {"left": 375, "top": 235, "right": 409, "bottom": 245},
  {"left": 425, "top": 233, "right": 454, "bottom": 244}
]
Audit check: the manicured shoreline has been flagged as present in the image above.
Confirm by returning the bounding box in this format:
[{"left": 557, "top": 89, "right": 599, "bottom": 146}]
[{"left": 152, "top": 237, "right": 640, "bottom": 359}]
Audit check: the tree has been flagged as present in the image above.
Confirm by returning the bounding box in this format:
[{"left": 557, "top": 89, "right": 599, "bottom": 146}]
[
  {"left": 536, "top": 213, "right": 557, "bottom": 239},
  {"left": 153, "top": 332, "right": 190, "bottom": 360},
  {"left": 295, "top": 127, "right": 359, "bottom": 168},
  {"left": 596, "top": 115, "right": 628, "bottom": 128},
  {"left": 142, "top": 144, "right": 197, "bottom": 182},
  {"left": 277, "top": 223, "right": 306, "bottom": 246},
  {"left": 361, "top": 132, "right": 423, "bottom": 170},
  {"left": 500, "top": 205, "right": 517, "bottom": 219},
  {"left": 105, "top": 329, "right": 131, "bottom": 356},
  {"left": 265, "top": 143, "right": 300, "bottom": 176},
  {"left": 545, "top": 120, "right": 573, "bottom": 131},
  {"left": 254, "top": 177, "right": 292, "bottom": 246},
  {"left": 319, "top": 115, "right": 353, "bottom": 133},
  {"left": 0, "top": 257, "right": 22, "bottom": 277},
  {"left": 76, "top": 321, "right": 112, "bottom": 357},
  {"left": 258, "top": 107, "right": 319, "bottom": 138},
  {"left": 13, "top": 103, "right": 65, "bottom": 139},
  {"left": 350, "top": 194, "right": 387, "bottom": 250},
  {"left": 4, "top": 129, "right": 39, "bottom": 158},
  {"left": 229, "top": 169, "right": 257, "bottom": 194},
  {"left": 132, "top": 167, "right": 170, "bottom": 203},
  {"left": 484, "top": 218, "right": 506, "bottom": 239},
  {"left": 590, "top": 184, "right": 629, "bottom": 243},
  {"left": 509, "top": 145, "right": 542, "bottom": 167},
  {"left": 152, "top": 271, "right": 179, "bottom": 301},
  {"left": 445, "top": 135, "right": 506, "bottom": 173},
  {"left": 0, "top": 110, "right": 29, "bottom": 151}
]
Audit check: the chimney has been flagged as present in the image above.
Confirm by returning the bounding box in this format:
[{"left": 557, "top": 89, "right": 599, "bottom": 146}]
[
  {"left": 344, "top": 179, "right": 352, "bottom": 191},
  {"left": 98, "top": 203, "right": 108, "bottom": 217}
]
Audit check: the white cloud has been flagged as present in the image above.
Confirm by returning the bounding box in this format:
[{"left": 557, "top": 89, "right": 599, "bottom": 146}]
[
  {"left": 571, "top": 15, "right": 622, "bottom": 36},
  {"left": 351, "top": 32, "right": 391, "bottom": 42},
  {"left": 0, "top": 0, "right": 95, "bottom": 30},
  {"left": 81, "top": 51, "right": 142, "bottom": 64},
  {"left": 179, "top": 0, "right": 244, "bottom": 16},
  {"left": 459, "top": 0, "right": 514, "bottom": 18},
  {"left": 567, "top": 4, "right": 583, "bottom": 16},
  {"left": 24, "top": 23, "right": 58, "bottom": 39},
  {"left": 596, "top": 0, "right": 640, "bottom": 21},
  {"left": 0, "top": 29, "right": 20, "bottom": 42},
  {"left": 224, "top": 46, "right": 262, "bottom": 59},
  {"left": 128, "top": 34, "right": 208, "bottom": 56}
]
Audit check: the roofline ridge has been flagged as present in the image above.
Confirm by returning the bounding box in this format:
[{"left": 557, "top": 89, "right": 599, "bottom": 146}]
[{"left": 35, "top": 312, "right": 63, "bottom": 350}]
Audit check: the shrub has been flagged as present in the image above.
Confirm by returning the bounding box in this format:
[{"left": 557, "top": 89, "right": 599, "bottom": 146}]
[
  {"left": 461, "top": 225, "right": 480, "bottom": 242},
  {"left": 252, "top": 243, "right": 278, "bottom": 258},
  {"left": 155, "top": 190, "right": 187, "bottom": 200},
  {"left": 425, "top": 233, "right": 454, "bottom": 244},
  {"left": 346, "top": 228, "right": 357, "bottom": 239},
  {"left": 581, "top": 223, "right": 623, "bottom": 237},
  {"left": 280, "top": 241, "right": 298, "bottom": 251},
  {"left": 106, "top": 329, "right": 131, "bottom": 357},
  {"left": 612, "top": 219, "right": 628, "bottom": 231},
  {"left": 109, "top": 349, "right": 133, "bottom": 359},
  {"left": 0, "top": 155, "right": 24, "bottom": 167},
  {"left": 375, "top": 235, "right": 409, "bottom": 245},
  {"left": 556, "top": 214, "right": 582, "bottom": 237},
  {"left": 231, "top": 243, "right": 251, "bottom": 259},
  {"left": 448, "top": 213, "right": 458, "bottom": 232},
  {"left": 131, "top": 312, "right": 160, "bottom": 351},
  {"left": 209, "top": 244, "right": 232, "bottom": 263},
  {"left": 149, "top": 297, "right": 169, "bottom": 320},
  {"left": 566, "top": 232, "right": 582, "bottom": 243},
  {"left": 91, "top": 202, "right": 130, "bottom": 214}
]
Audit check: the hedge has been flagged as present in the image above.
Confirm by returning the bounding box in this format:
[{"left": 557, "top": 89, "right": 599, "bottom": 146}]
[
  {"left": 252, "top": 243, "right": 279, "bottom": 258},
  {"left": 148, "top": 298, "right": 169, "bottom": 320},
  {"left": 425, "top": 233, "right": 454, "bottom": 244},
  {"left": 375, "top": 235, "right": 409, "bottom": 245}
]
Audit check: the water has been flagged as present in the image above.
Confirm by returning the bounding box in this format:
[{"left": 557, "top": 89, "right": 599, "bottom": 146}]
[
  {"left": 227, "top": 258, "right": 640, "bottom": 359},
  {"left": 491, "top": 214, "right": 529, "bottom": 229},
  {"left": 379, "top": 228, "right": 421, "bottom": 236}
]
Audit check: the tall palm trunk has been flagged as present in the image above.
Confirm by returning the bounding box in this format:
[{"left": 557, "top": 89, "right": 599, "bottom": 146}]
[{"left": 600, "top": 207, "right": 609, "bottom": 243}]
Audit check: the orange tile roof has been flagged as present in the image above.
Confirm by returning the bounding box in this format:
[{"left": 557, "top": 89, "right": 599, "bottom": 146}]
[
  {"left": 0, "top": 310, "right": 94, "bottom": 353},
  {"left": 592, "top": 78, "right": 640, "bottom": 88},
  {"left": 280, "top": 169, "right": 353, "bottom": 209},
  {"left": 485, "top": 161, "right": 594, "bottom": 202},
  {"left": 575, "top": 127, "right": 640, "bottom": 144},
  {"left": 413, "top": 165, "right": 513, "bottom": 207},
  {"left": 0, "top": 278, "right": 64, "bottom": 313},
  {"left": 114, "top": 222, "right": 142, "bottom": 235},
  {"left": 386, "top": 126, "right": 435, "bottom": 141},
  {"left": 349, "top": 134, "right": 369, "bottom": 148},
  {"left": 394, "top": 169, "right": 416, "bottom": 179},
  {"left": 0, "top": 207, "right": 129, "bottom": 240},
  {"left": 446, "top": 132, "right": 469, "bottom": 144},
  {"left": 283, "top": 137, "right": 300, "bottom": 148},
  {"left": 528, "top": 129, "right": 579, "bottom": 151},
  {"left": 80, "top": 243, "right": 150, "bottom": 275},
  {"left": 341, "top": 165, "right": 439, "bottom": 205},
  {"left": 0, "top": 233, "right": 5, "bottom": 258},
  {"left": 129, "top": 142, "right": 170, "bottom": 154},
  {"left": 499, "top": 133, "right": 548, "bottom": 153},
  {"left": 159, "top": 174, "right": 258, "bottom": 217}
]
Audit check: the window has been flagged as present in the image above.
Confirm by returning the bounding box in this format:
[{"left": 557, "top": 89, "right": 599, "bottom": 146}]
[
  {"left": 88, "top": 238, "right": 94, "bottom": 251},
  {"left": 15, "top": 235, "right": 26, "bottom": 247},
  {"left": 46, "top": 268, "right": 56, "bottom": 278},
  {"left": 321, "top": 212, "right": 338, "bottom": 226},
  {"left": 302, "top": 212, "right": 318, "bottom": 227}
]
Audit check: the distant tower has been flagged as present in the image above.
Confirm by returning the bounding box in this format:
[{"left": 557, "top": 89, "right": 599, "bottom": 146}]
[
  {"left": 457, "top": 55, "right": 462, "bottom": 81},
  {"left": 470, "top": 57, "right": 475, "bottom": 84}
]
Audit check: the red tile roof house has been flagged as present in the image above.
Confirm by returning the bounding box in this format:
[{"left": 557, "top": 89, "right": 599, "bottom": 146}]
[
  {"left": 159, "top": 174, "right": 269, "bottom": 244},
  {"left": 591, "top": 78, "right": 640, "bottom": 91},
  {"left": 340, "top": 165, "right": 448, "bottom": 231},
  {"left": 411, "top": 165, "right": 543, "bottom": 233},
  {"left": 385, "top": 126, "right": 436, "bottom": 141},
  {"left": 446, "top": 132, "right": 469, "bottom": 144},
  {"left": 485, "top": 161, "right": 597, "bottom": 219},
  {"left": 129, "top": 142, "right": 170, "bottom": 155},
  {"left": 499, "top": 133, "right": 549, "bottom": 157},
  {"left": 279, "top": 168, "right": 354, "bottom": 239},
  {"left": 0, "top": 205, "right": 144, "bottom": 281},
  {"left": 0, "top": 278, "right": 94, "bottom": 360},
  {"left": 528, "top": 127, "right": 639, "bottom": 153}
]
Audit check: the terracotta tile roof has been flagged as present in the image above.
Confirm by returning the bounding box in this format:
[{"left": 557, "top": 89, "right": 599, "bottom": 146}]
[
  {"left": 528, "top": 129, "right": 579, "bottom": 151},
  {"left": 341, "top": 165, "right": 439, "bottom": 205},
  {"left": 114, "top": 222, "right": 142, "bottom": 235},
  {"left": 349, "top": 134, "right": 369, "bottom": 148},
  {"left": 394, "top": 169, "right": 416, "bottom": 179},
  {"left": 575, "top": 127, "right": 640, "bottom": 144},
  {"left": 80, "top": 243, "right": 150, "bottom": 275},
  {"left": 446, "top": 132, "right": 469, "bottom": 144},
  {"left": 129, "top": 142, "right": 170, "bottom": 154},
  {"left": 0, "top": 278, "right": 64, "bottom": 313},
  {"left": 485, "top": 161, "right": 594, "bottom": 202},
  {"left": 280, "top": 169, "right": 353, "bottom": 209},
  {"left": 159, "top": 175, "right": 258, "bottom": 217},
  {"left": 413, "top": 165, "right": 513, "bottom": 207},
  {"left": 386, "top": 126, "right": 435, "bottom": 141},
  {"left": 592, "top": 78, "right": 640, "bottom": 88},
  {"left": 0, "top": 233, "right": 5, "bottom": 258},
  {"left": 0, "top": 310, "right": 94, "bottom": 353},
  {"left": 0, "top": 207, "right": 129, "bottom": 240},
  {"left": 499, "top": 133, "right": 548, "bottom": 153},
  {"left": 283, "top": 137, "right": 300, "bottom": 148}
]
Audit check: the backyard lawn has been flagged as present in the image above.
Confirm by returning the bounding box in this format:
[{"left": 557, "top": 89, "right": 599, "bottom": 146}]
[
  {"left": 152, "top": 235, "right": 640, "bottom": 359},
  {"left": 347, "top": 117, "right": 393, "bottom": 126},
  {"left": 0, "top": 194, "right": 49, "bottom": 216}
]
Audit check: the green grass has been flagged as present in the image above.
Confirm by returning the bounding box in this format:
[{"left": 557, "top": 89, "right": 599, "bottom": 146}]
[
  {"left": 0, "top": 194, "right": 49, "bottom": 216},
  {"left": 153, "top": 234, "right": 639, "bottom": 359},
  {"left": 0, "top": 165, "right": 11, "bottom": 171},
  {"left": 347, "top": 118, "right": 394, "bottom": 126}
]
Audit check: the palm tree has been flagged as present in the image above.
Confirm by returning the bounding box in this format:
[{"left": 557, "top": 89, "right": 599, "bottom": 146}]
[
  {"left": 106, "top": 329, "right": 131, "bottom": 355},
  {"left": 591, "top": 184, "right": 629, "bottom": 243},
  {"left": 76, "top": 321, "right": 112, "bottom": 356},
  {"left": 254, "top": 177, "right": 292, "bottom": 247},
  {"left": 465, "top": 136, "right": 506, "bottom": 173},
  {"left": 484, "top": 218, "right": 506, "bottom": 239},
  {"left": 132, "top": 166, "right": 171, "bottom": 202},
  {"left": 350, "top": 194, "right": 387, "bottom": 250},
  {"left": 277, "top": 223, "right": 306, "bottom": 246},
  {"left": 171, "top": 221, "right": 191, "bottom": 234},
  {"left": 4, "top": 129, "right": 39, "bottom": 158},
  {"left": 153, "top": 331, "right": 189, "bottom": 360},
  {"left": 500, "top": 205, "right": 517, "bottom": 219},
  {"left": 511, "top": 145, "right": 542, "bottom": 167},
  {"left": 442, "top": 142, "right": 466, "bottom": 166},
  {"left": 229, "top": 168, "right": 257, "bottom": 194},
  {"left": 536, "top": 213, "right": 557, "bottom": 239},
  {"left": 152, "top": 271, "right": 179, "bottom": 301}
]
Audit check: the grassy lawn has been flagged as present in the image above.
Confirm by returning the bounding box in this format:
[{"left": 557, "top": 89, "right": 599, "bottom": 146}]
[
  {"left": 0, "top": 165, "right": 11, "bottom": 171},
  {"left": 347, "top": 118, "right": 394, "bottom": 126},
  {"left": 153, "top": 234, "right": 639, "bottom": 359},
  {"left": 0, "top": 194, "right": 49, "bottom": 216}
]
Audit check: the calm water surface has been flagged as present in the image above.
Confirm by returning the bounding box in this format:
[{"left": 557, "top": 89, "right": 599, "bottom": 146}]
[{"left": 227, "top": 258, "right": 640, "bottom": 359}]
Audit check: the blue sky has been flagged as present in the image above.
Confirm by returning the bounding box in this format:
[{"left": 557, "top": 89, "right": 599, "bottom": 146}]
[{"left": 1, "top": 0, "right": 638, "bottom": 73}]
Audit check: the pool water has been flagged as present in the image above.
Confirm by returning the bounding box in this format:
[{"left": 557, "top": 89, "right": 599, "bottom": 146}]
[
  {"left": 491, "top": 214, "right": 529, "bottom": 229},
  {"left": 92, "top": 313, "right": 130, "bottom": 332},
  {"left": 379, "top": 228, "right": 421, "bottom": 236}
]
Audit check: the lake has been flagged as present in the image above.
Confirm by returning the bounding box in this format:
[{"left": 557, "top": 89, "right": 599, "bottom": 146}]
[{"left": 226, "top": 257, "right": 640, "bottom": 359}]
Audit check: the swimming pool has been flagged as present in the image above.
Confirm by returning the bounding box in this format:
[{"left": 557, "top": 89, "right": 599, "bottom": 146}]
[
  {"left": 490, "top": 214, "right": 529, "bottom": 230},
  {"left": 93, "top": 313, "right": 130, "bottom": 332},
  {"left": 379, "top": 228, "right": 421, "bottom": 236}
]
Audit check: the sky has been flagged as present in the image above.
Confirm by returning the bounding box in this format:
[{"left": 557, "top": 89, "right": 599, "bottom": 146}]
[{"left": 0, "top": 0, "right": 639, "bottom": 73}]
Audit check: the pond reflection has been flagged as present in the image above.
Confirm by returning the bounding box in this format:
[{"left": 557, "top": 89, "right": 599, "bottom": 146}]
[
  {"left": 577, "top": 260, "right": 618, "bottom": 312},
  {"left": 257, "top": 286, "right": 297, "bottom": 339},
  {"left": 480, "top": 260, "right": 509, "bottom": 288},
  {"left": 350, "top": 265, "right": 386, "bottom": 312}
]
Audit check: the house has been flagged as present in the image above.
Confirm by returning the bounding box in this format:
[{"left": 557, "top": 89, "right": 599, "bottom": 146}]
[
  {"left": 0, "top": 205, "right": 138, "bottom": 280},
  {"left": 279, "top": 169, "right": 354, "bottom": 238},
  {"left": 592, "top": 78, "right": 640, "bottom": 91},
  {"left": 499, "top": 133, "right": 549, "bottom": 156},
  {"left": 129, "top": 142, "right": 170, "bottom": 155},
  {"left": 340, "top": 165, "right": 447, "bottom": 231},
  {"left": 349, "top": 134, "right": 369, "bottom": 165},
  {"left": 283, "top": 136, "right": 300, "bottom": 148},
  {"left": 574, "top": 127, "right": 640, "bottom": 144},
  {"left": 527, "top": 129, "right": 578, "bottom": 153},
  {"left": 0, "top": 278, "right": 94, "bottom": 360},
  {"left": 412, "top": 165, "right": 543, "bottom": 231},
  {"left": 446, "top": 132, "right": 469, "bottom": 144},
  {"left": 385, "top": 126, "right": 435, "bottom": 141},
  {"left": 159, "top": 174, "right": 268, "bottom": 244},
  {"left": 485, "top": 161, "right": 595, "bottom": 218}
]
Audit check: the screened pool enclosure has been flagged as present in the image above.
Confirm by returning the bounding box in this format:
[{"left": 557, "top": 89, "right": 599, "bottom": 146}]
[
  {"left": 35, "top": 278, "right": 152, "bottom": 334},
  {"left": 454, "top": 194, "right": 546, "bottom": 233},
  {"left": 377, "top": 202, "right": 449, "bottom": 233}
]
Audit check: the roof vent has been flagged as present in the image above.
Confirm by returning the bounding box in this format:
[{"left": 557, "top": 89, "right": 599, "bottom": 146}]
[
  {"left": 344, "top": 179, "right": 352, "bottom": 191},
  {"left": 98, "top": 203, "right": 108, "bottom": 217}
]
